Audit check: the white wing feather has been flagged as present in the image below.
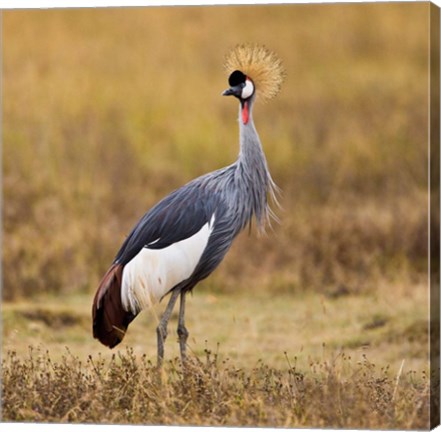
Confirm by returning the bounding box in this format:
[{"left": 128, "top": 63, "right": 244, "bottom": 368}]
[{"left": 121, "top": 214, "right": 215, "bottom": 314}]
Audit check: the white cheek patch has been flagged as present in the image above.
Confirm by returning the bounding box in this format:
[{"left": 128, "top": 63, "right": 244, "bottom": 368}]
[{"left": 241, "top": 79, "right": 254, "bottom": 99}]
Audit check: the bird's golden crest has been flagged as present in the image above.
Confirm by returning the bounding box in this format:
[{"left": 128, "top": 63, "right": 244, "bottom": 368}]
[{"left": 224, "top": 43, "right": 286, "bottom": 103}]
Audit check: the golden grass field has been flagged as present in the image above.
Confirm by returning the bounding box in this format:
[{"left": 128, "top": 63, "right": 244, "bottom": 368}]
[{"left": 2, "top": 3, "right": 437, "bottom": 428}]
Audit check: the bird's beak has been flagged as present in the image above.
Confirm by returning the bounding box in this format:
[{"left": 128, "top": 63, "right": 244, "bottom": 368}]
[{"left": 222, "top": 85, "right": 242, "bottom": 97}]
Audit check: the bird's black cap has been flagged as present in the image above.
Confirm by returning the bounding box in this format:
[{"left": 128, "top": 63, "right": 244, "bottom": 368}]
[{"left": 228, "top": 70, "right": 247, "bottom": 86}]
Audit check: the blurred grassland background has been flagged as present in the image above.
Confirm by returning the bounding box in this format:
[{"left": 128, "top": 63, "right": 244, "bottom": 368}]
[
  {"left": 2, "top": 0, "right": 432, "bottom": 384},
  {"left": 4, "top": 3, "right": 429, "bottom": 298},
  {"left": 2, "top": 3, "right": 436, "bottom": 427}
]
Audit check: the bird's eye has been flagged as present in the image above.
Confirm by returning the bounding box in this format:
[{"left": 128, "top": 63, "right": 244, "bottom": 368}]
[{"left": 241, "top": 79, "right": 254, "bottom": 99}]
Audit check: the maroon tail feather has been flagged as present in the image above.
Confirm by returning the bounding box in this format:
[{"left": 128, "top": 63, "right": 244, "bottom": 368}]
[{"left": 92, "top": 263, "right": 137, "bottom": 348}]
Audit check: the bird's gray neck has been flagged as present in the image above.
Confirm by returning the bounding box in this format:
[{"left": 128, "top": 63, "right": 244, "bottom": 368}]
[
  {"left": 238, "top": 103, "right": 266, "bottom": 181},
  {"left": 235, "top": 99, "right": 277, "bottom": 231}
]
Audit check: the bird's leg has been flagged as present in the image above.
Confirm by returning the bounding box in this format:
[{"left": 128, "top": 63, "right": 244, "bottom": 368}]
[
  {"left": 156, "top": 288, "right": 180, "bottom": 367},
  {"left": 177, "top": 291, "right": 189, "bottom": 363}
]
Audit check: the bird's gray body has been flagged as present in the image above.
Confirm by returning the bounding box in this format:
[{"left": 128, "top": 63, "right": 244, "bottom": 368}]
[
  {"left": 115, "top": 102, "right": 277, "bottom": 297},
  {"left": 92, "top": 65, "right": 280, "bottom": 362}
]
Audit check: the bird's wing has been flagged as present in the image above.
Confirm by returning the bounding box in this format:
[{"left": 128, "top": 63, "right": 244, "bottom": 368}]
[
  {"left": 92, "top": 183, "right": 216, "bottom": 348},
  {"left": 93, "top": 171, "right": 236, "bottom": 345},
  {"left": 114, "top": 181, "right": 219, "bottom": 266}
]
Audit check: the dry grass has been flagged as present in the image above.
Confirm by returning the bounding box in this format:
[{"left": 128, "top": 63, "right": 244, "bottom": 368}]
[
  {"left": 1, "top": 346, "right": 432, "bottom": 429},
  {"left": 2, "top": 281, "right": 432, "bottom": 427}
]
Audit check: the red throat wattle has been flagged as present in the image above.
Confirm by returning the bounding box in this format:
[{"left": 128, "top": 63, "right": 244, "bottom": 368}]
[{"left": 242, "top": 101, "right": 249, "bottom": 125}]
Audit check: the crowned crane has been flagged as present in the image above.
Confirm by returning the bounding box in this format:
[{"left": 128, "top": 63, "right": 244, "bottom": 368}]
[{"left": 92, "top": 44, "right": 285, "bottom": 365}]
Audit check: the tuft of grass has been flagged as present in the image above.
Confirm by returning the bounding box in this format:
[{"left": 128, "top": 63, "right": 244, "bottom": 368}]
[{"left": 1, "top": 347, "right": 432, "bottom": 428}]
